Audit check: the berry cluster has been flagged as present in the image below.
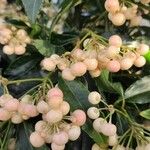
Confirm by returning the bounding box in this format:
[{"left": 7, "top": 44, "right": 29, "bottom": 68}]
[
  {"left": 0, "top": 24, "right": 31, "bottom": 55},
  {"left": 41, "top": 34, "right": 149, "bottom": 80},
  {"left": 0, "top": 94, "right": 38, "bottom": 124},
  {"left": 105, "top": 0, "right": 147, "bottom": 26},
  {"left": 30, "top": 87, "right": 86, "bottom": 149}
]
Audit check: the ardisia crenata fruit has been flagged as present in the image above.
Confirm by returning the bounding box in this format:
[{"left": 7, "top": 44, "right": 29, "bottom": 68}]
[{"left": 88, "top": 91, "right": 101, "bottom": 105}]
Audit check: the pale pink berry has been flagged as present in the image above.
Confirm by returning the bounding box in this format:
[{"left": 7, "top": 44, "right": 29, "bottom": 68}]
[
  {"left": 134, "top": 56, "right": 146, "bottom": 67},
  {"left": 4, "top": 99, "right": 19, "bottom": 111},
  {"left": 46, "top": 109, "right": 63, "bottom": 123},
  {"left": 48, "top": 96, "right": 63, "bottom": 108},
  {"left": 88, "top": 91, "right": 101, "bottom": 105},
  {"left": 106, "top": 46, "right": 120, "bottom": 58},
  {"left": 11, "top": 113, "right": 23, "bottom": 124},
  {"left": 68, "top": 125, "right": 81, "bottom": 141},
  {"left": 109, "top": 35, "right": 122, "bottom": 47},
  {"left": 93, "top": 117, "right": 107, "bottom": 132},
  {"left": 37, "top": 100, "right": 50, "bottom": 114},
  {"left": 3, "top": 45, "right": 14, "bottom": 55},
  {"left": 111, "top": 13, "right": 126, "bottom": 26},
  {"left": 130, "top": 16, "right": 142, "bottom": 27},
  {"left": 0, "top": 108, "right": 11, "bottom": 121},
  {"left": 22, "top": 115, "right": 29, "bottom": 120},
  {"left": 18, "top": 102, "right": 26, "bottom": 115},
  {"left": 105, "top": 0, "right": 120, "bottom": 13},
  {"left": 14, "top": 45, "right": 26, "bottom": 55},
  {"left": 71, "top": 109, "right": 86, "bottom": 126},
  {"left": 41, "top": 58, "right": 56, "bottom": 71},
  {"left": 50, "top": 54, "right": 60, "bottom": 63},
  {"left": 108, "top": 134, "right": 118, "bottom": 146},
  {"left": 83, "top": 58, "right": 98, "bottom": 71},
  {"left": 70, "top": 62, "right": 87, "bottom": 76},
  {"left": 57, "top": 58, "right": 69, "bottom": 71},
  {"left": 51, "top": 143, "right": 65, "bottom": 150},
  {"left": 71, "top": 48, "right": 84, "bottom": 61},
  {"left": 120, "top": 58, "right": 133, "bottom": 70},
  {"left": 47, "top": 87, "right": 63, "bottom": 99},
  {"left": 89, "top": 68, "right": 101, "bottom": 78},
  {"left": 87, "top": 107, "right": 100, "bottom": 119},
  {"left": 30, "top": 132, "right": 45, "bottom": 147},
  {"left": 60, "top": 101, "right": 70, "bottom": 115},
  {"left": 101, "top": 123, "right": 117, "bottom": 136},
  {"left": 62, "top": 68, "right": 75, "bottom": 81},
  {"left": 107, "top": 60, "right": 120, "bottom": 72},
  {"left": 35, "top": 121, "right": 46, "bottom": 132},
  {"left": 52, "top": 131, "right": 68, "bottom": 145},
  {"left": 44, "top": 134, "right": 53, "bottom": 143},
  {"left": 138, "top": 44, "right": 149, "bottom": 55},
  {"left": 24, "top": 37, "right": 31, "bottom": 44},
  {"left": 16, "top": 29, "right": 27, "bottom": 39},
  {"left": 124, "top": 8, "right": 137, "bottom": 20},
  {"left": 0, "top": 94, "right": 13, "bottom": 107}
]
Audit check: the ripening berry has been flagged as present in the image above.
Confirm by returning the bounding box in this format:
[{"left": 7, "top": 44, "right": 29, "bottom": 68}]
[
  {"left": 14, "top": 45, "right": 26, "bottom": 55},
  {"left": 106, "top": 46, "right": 120, "bottom": 58},
  {"left": 60, "top": 101, "right": 70, "bottom": 115},
  {"left": 50, "top": 54, "right": 60, "bottom": 64},
  {"left": 83, "top": 58, "right": 98, "bottom": 71},
  {"left": 87, "top": 107, "right": 100, "bottom": 119},
  {"left": 30, "top": 132, "right": 45, "bottom": 147},
  {"left": 52, "top": 131, "right": 69, "bottom": 145},
  {"left": 57, "top": 58, "right": 69, "bottom": 71},
  {"left": 24, "top": 37, "right": 31, "bottom": 44},
  {"left": 3, "top": 45, "right": 14, "bottom": 55},
  {"left": 130, "top": 16, "right": 142, "bottom": 27},
  {"left": 48, "top": 96, "right": 63, "bottom": 108},
  {"left": 101, "top": 123, "right": 117, "bottom": 136},
  {"left": 70, "top": 62, "right": 87, "bottom": 76},
  {"left": 120, "top": 58, "right": 133, "bottom": 70},
  {"left": 16, "top": 29, "right": 27, "bottom": 39},
  {"left": 111, "top": 13, "right": 126, "bottom": 26},
  {"left": 109, "top": 35, "right": 122, "bottom": 47},
  {"left": 51, "top": 143, "right": 65, "bottom": 150},
  {"left": 68, "top": 125, "right": 81, "bottom": 141},
  {"left": 93, "top": 117, "right": 107, "bottom": 132},
  {"left": 62, "top": 68, "right": 75, "bottom": 81},
  {"left": 35, "top": 120, "right": 46, "bottom": 132},
  {"left": 21, "top": 95, "right": 32, "bottom": 103},
  {"left": 83, "top": 38, "right": 92, "bottom": 48},
  {"left": 47, "top": 87, "right": 63, "bottom": 99},
  {"left": 71, "top": 109, "right": 86, "bottom": 126},
  {"left": 108, "top": 134, "right": 118, "bottom": 146},
  {"left": 145, "top": 144, "right": 150, "bottom": 150},
  {"left": 0, "top": 108, "right": 11, "bottom": 121},
  {"left": 91, "top": 143, "right": 101, "bottom": 150},
  {"left": 88, "top": 91, "right": 101, "bottom": 105},
  {"left": 11, "top": 113, "right": 23, "bottom": 124},
  {"left": 0, "top": 94, "right": 13, "bottom": 107},
  {"left": 105, "top": 0, "right": 120, "bottom": 13},
  {"left": 41, "top": 58, "right": 56, "bottom": 71},
  {"left": 23, "top": 104, "right": 38, "bottom": 117},
  {"left": 37, "top": 100, "right": 50, "bottom": 114},
  {"left": 71, "top": 48, "right": 84, "bottom": 61},
  {"left": 134, "top": 56, "right": 146, "bottom": 67},
  {"left": 89, "top": 68, "right": 101, "bottom": 78},
  {"left": 107, "top": 60, "right": 120, "bottom": 72},
  {"left": 4, "top": 99, "right": 19, "bottom": 111},
  {"left": 46, "top": 109, "right": 63, "bottom": 123},
  {"left": 138, "top": 44, "right": 149, "bottom": 55}
]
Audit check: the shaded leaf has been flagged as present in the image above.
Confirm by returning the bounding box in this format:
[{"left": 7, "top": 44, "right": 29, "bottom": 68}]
[{"left": 140, "top": 109, "right": 150, "bottom": 120}]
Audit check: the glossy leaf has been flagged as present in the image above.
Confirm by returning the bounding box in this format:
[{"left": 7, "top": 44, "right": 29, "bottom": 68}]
[
  {"left": 140, "top": 109, "right": 150, "bottom": 120},
  {"left": 21, "top": 0, "right": 43, "bottom": 23},
  {"left": 58, "top": 77, "right": 108, "bottom": 146},
  {"left": 125, "top": 76, "right": 150, "bottom": 104}
]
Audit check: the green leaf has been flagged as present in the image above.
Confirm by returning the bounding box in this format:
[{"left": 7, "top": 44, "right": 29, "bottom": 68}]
[
  {"left": 58, "top": 77, "right": 108, "bottom": 147},
  {"left": 33, "top": 40, "right": 55, "bottom": 56},
  {"left": 125, "top": 76, "right": 150, "bottom": 104},
  {"left": 140, "top": 109, "right": 150, "bottom": 120},
  {"left": 21, "top": 0, "right": 43, "bottom": 23},
  {"left": 95, "top": 70, "right": 124, "bottom": 96}
]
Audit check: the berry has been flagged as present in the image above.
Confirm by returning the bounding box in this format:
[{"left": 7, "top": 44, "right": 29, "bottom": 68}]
[
  {"left": 52, "top": 131, "right": 68, "bottom": 145},
  {"left": 4, "top": 99, "right": 19, "bottom": 111},
  {"left": 14, "top": 45, "right": 26, "bottom": 55},
  {"left": 111, "top": 13, "right": 126, "bottom": 26},
  {"left": 115, "top": 145, "right": 126, "bottom": 150},
  {"left": 60, "top": 101, "right": 70, "bottom": 115},
  {"left": 89, "top": 68, "right": 101, "bottom": 78},
  {"left": 105, "top": 0, "right": 120, "bottom": 13},
  {"left": 136, "top": 145, "right": 146, "bottom": 150},
  {"left": 37, "top": 100, "right": 50, "bottom": 114},
  {"left": 107, "top": 60, "right": 120, "bottom": 72},
  {"left": 87, "top": 107, "right": 100, "bottom": 119},
  {"left": 35, "top": 121, "right": 46, "bottom": 132},
  {"left": 3, "top": 45, "right": 14, "bottom": 55},
  {"left": 70, "top": 62, "right": 87, "bottom": 77},
  {"left": 88, "top": 91, "right": 101, "bottom": 105},
  {"left": 91, "top": 143, "right": 100, "bottom": 150},
  {"left": 0, "top": 108, "right": 11, "bottom": 121},
  {"left": 48, "top": 96, "right": 63, "bottom": 108},
  {"left": 71, "top": 109, "right": 86, "bottom": 126},
  {"left": 93, "top": 117, "right": 107, "bottom": 132},
  {"left": 62, "top": 68, "right": 75, "bottom": 81},
  {"left": 68, "top": 125, "right": 81, "bottom": 141},
  {"left": 130, "top": 16, "right": 142, "bottom": 27},
  {"left": 134, "top": 56, "right": 146, "bottom": 67},
  {"left": 44, "top": 134, "right": 53, "bottom": 143},
  {"left": 30, "top": 132, "right": 45, "bottom": 147},
  {"left": 51, "top": 143, "right": 65, "bottom": 150},
  {"left": 108, "top": 134, "right": 118, "bottom": 146},
  {"left": 138, "top": 44, "right": 149, "bottom": 55},
  {"left": 0, "top": 94, "right": 13, "bottom": 107},
  {"left": 41, "top": 58, "right": 56, "bottom": 71},
  {"left": 101, "top": 123, "right": 117, "bottom": 136},
  {"left": 83, "top": 58, "right": 98, "bottom": 71},
  {"left": 24, "top": 104, "right": 38, "bottom": 117},
  {"left": 145, "top": 144, "right": 150, "bottom": 150},
  {"left": 16, "top": 29, "right": 27, "bottom": 39},
  {"left": 46, "top": 109, "right": 63, "bottom": 123},
  {"left": 120, "top": 58, "right": 133, "bottom": 70},
  {"left": 11, "top": 113, "right": 23, "bottom": 124},
  {"left": 47, "top": 87, "right": 63, "bottom": 99},
  {"left": 106, "top": 46, "right": 120, "bottom": 58},
  {"left": 71, "top": 48, "right": 84, "bottom": 61},
  {"left": 109, "top": 35, "right": 122, "bottom": 47}
]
